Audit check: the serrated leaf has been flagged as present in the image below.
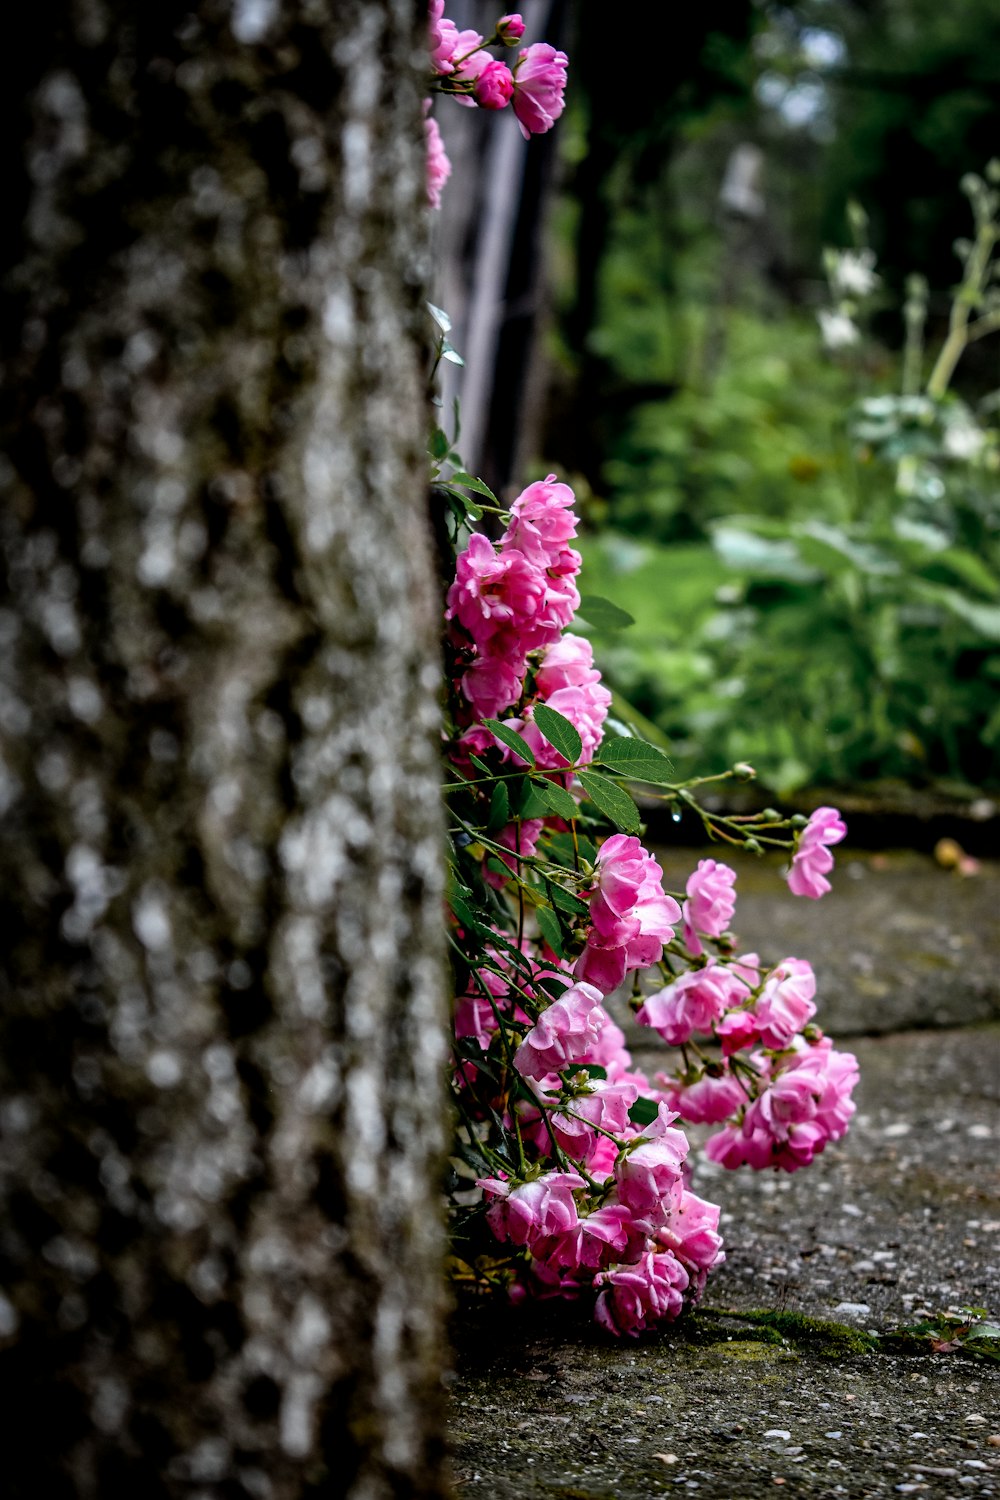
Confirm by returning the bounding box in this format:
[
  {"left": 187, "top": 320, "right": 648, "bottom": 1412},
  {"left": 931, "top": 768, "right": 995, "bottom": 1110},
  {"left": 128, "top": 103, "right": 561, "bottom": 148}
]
[
  {"left": 516, "top": 784, "right": 550, "bottom": 820},
  {"left": 594, "top": 737, "right": 674, "bottom": 784},
  {"left": 576, "top": 770, "right": 641, "bottom": 834},
  {"left": 532, "top": 704, "right": 583, "bottom": 765},
  {"left": 628, "top": 1095, "right": 660, "bottom": 1127},
  {"left": 534, "top": 903, "right": 564, "bottom": 957},
  {"left": 449, "top": 471, "right": 499, "bottom": 503},
  {"left": 578, "top": 594, "right": 635, "bottom": 630},
  {"left": 483, "top": 718, "right": 536, "bottom": 766},
  {"left": 530, "top": 778, "right": 579, "bottom": 820},
  {"left": 468, "top": 754, "right": 494, "bottom": 778}
]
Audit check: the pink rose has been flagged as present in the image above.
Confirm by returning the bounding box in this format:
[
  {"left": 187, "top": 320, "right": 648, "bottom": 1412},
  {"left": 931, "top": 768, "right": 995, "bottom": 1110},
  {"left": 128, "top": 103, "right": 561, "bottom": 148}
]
[
  {"left": 682, "top": 858, "right": 737, "bottom": 956},
  {"left": 594, "top": 1250, "right": 689, "bottom": 1335},
  {"left": 636, "top": 963, "right": 748, "bottom": 1046},
  {"left": 512, "top": 43, "right": 568, "bottom": 139},
  {"left": 578, "top": 1203, "right": 651, "bottom": 1269},
  {"left": 658, "top": 1067, "right": 746, "bottom": 1125},
  {"left": 479, "top": 1169, "right": 584, "bottom": 1260},
  {"left": 787, "top": 806, "right": 847, "bottom": 899},
  {"left": 474, "top": 58, "right": 514, "bottom": 109},
  {"left": 424, "top": 102, "right": 451, "bottom": 210},
  {"left": 446, "top": 533, "right": 547, "bottom": 650},
  {"left": 613, "top": 1106, "right": 688, "bottom": 1224},
  {"left": 431, "top": 22, "right": 484, "bottom": 75},
  {"left": 715, "top": 1009, "right": 760, "bottom": 1055},
  {"left": 458, "top": 651, "right": 525, "bottom": 719},
  {"left": 530, "top": 1076, "right": 639, "bottom": 1163},
  {"left": 535, "top": 633, "right": 600, "bottom": 696},
  {"left": 453, "top": 995, "right": 498, "bottom": 1052},
  {"left": 754, "top": 957, "right": 817, "bottom": 1049},
  {"left": 706, "top": 1037, "right": 858, "bottom": 1173},
  {"left": 656, "top": 1188, "right": 725, "bottom": 1288},
  {"left": 575, "top": 836, "right": 680, "bottom": 995},
  {"left": 502, "top": 475, "right": 578, "bottom": 563},
  {"left": 497, "top": 13, "right": 525, "bottom": 44},
  {"left": 513, "top": 981, "right": 609, "bottom": 1079}
]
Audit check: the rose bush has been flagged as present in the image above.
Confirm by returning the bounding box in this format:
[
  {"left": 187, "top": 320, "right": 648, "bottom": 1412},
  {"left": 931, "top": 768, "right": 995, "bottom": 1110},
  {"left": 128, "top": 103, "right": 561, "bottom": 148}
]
[{"left": 426, "top": 8, "right": 857, "bottom": 1334}]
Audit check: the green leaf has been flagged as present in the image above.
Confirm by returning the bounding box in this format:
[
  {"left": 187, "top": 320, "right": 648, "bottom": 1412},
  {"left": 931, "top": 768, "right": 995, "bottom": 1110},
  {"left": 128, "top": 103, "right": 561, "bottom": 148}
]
[
  {"left": 532, "top": 704, "right": 583, "bottom": 765},
  {"left": 487, "top": 781, "right": 509, "bottom": 832},
  {"left": 545, "top": 830, "right": 597, "bottom": 866},
  {"left": 449, "top": 471, "right": 500, "bottom": 503},
  {"left": 913, "top": 582, "right": 1000, "bottom": 640},
  {"left": 578, "top": 594, "right": 635, "bottom": 630},
  {"left": 545, "top": 881, "right": 589, "bottom": 917},
  {"left": 576, "top": 770, "right": 641, "bottom": 834},
  {"left": 468, "top": 755, "right": 494, "bottom": 779},
  {"left": 435, "top": 483, "right": 483, "bottom": 522},
  {"left": 483, "top": 718, "right": 536, "bottom": 766},
  {"left": 712, "top": 523, "right": 819, "bottom": 582},
  {"left": 529, "top": 778, "right": 579, "bottom": 820},
  {"left": 516, "top": 784, "right": 550, "bottom": 820},
  {"left": 534, "top": 903, "right": 564, "bottom": 957},
  {"left": 428, "top": 302, "right": 452, "bottom": 334},
  {"left": 628, "top": 1095, "right": 660, "bottom": 1127},
  {"left": 794, "top": 520, "right": 898, "bottom": 578},
  {"left": 449, "top": 891, "right": 490, "bottom": 937},
  {"left": 594, "top": 736, "right": 674, "bottom": 784},
  {"left": 933, "top": 547, "right": 1000, "bottom": 599},
  {"left": 429, "top": 427, "right": 449, "bottom": 460}
]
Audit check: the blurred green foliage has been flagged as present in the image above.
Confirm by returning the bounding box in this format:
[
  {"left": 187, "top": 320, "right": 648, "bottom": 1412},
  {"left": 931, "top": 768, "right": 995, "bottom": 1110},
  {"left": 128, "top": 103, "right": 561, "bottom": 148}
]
[
  {"left": 567, "top": 183, "right": 1000, "bottom": 796},
  {"left": 545, "top": 3, "right": 1000, "bottom": 796}
]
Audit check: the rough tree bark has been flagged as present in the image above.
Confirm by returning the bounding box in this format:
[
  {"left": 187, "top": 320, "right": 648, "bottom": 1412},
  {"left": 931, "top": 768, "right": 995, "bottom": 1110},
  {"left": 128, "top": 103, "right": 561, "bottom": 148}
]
[{"left": 0, "top": 4, "right": 449, "bottom": 1497}]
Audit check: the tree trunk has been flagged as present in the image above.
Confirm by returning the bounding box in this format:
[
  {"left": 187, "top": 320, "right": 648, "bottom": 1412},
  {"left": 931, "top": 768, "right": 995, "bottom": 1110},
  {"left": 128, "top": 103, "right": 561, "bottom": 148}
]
[{"left": 0, "top": 4, "right": 449, "bottom": 1497}]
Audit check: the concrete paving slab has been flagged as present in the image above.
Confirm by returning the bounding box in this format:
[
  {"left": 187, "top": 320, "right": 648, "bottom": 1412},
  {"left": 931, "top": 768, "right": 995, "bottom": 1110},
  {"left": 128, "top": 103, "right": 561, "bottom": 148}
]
[{"left": 447, "top": 850, "right": 1000, "bottom": 1498}]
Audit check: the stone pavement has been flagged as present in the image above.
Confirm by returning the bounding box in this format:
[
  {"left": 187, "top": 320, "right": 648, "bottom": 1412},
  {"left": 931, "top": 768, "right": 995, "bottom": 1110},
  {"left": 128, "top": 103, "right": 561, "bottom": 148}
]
[{"left": 447, "top": 849, "right": 1000, "bottom": 1499}]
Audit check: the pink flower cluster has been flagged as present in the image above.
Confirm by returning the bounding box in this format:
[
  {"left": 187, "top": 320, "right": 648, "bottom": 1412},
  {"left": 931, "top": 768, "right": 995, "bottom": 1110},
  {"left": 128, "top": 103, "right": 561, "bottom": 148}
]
[
  {"left": 479, "top": 1104, "right": 724, "bottom": 1334},
  {"left": 706, "top": 1037, "right": 859, "bottom": 1173},
  {"left": 429, "top": 6, "right": 567, "bottom": 129},
  {"left": 788, "top": 806, "right": 847, "bottom": 899},
  {"left": 425, "top": 7, "right": 568, "bottom": 206},
  {"left": 447, "top": 476, "right": 582, "bottom": 720},
  {"left": 575, "top": 835, "right": 681, "bottom": 994},
  {"left": 635, "top": 933, "right": 857, "bottom": 1174},
  {"left": 441, "top": 471, "right": 856, "bottom": 1329}
]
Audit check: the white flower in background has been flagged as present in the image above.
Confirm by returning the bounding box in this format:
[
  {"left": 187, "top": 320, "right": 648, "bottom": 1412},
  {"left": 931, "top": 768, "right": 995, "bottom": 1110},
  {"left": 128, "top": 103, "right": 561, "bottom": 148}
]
[
  {"left": 818, "top": 310, "right": 860, "bottom": 350},
  {"left": 942, "top": 416, "right": 985, "bottom": 461},
  {"left": 829, "top": 248, "right": 880, "bottom": 298}
]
